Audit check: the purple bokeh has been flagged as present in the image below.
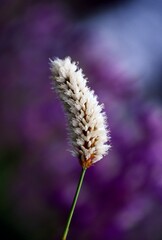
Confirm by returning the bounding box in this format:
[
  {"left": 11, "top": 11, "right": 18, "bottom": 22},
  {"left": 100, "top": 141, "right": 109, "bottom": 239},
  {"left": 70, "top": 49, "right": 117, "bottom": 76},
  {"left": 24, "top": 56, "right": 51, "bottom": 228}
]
[{"left": 1, "top": 1, "right": 162, "bottom": 240}]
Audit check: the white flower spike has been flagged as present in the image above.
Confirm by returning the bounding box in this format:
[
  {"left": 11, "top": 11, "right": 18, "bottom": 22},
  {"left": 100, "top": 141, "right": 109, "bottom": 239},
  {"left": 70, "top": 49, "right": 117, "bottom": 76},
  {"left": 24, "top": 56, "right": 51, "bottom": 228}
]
[{"left": 50, "top": 57, "right": 110, "bottom": 168}]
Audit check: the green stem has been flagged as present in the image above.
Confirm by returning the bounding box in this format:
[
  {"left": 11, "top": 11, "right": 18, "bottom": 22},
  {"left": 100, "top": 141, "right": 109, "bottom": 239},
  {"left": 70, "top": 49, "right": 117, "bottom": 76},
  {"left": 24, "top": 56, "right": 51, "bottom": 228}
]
[{"left": 62, "top": 168, "right": 87, "bottom": 240}]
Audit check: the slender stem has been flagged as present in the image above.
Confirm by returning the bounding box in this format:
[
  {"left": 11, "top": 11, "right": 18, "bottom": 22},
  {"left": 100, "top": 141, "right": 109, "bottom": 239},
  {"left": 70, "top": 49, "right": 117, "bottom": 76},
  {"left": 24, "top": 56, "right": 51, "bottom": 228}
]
[{"left": 62, "top": 167, "right": 87, "bottom": 240}]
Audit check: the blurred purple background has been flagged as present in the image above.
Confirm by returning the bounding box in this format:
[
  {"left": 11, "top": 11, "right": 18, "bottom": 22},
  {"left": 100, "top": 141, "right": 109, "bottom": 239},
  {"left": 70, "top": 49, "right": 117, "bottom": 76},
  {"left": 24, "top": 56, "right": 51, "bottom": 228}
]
[{"left": 1, "top": 0, "right": 162, "bottom": 239}]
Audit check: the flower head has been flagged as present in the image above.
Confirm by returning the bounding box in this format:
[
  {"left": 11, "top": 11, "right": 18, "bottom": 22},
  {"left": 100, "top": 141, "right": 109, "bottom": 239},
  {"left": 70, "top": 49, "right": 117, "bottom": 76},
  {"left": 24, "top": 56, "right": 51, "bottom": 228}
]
[{"left": 50, "top": 57, "right": 110, "bottom": 168}]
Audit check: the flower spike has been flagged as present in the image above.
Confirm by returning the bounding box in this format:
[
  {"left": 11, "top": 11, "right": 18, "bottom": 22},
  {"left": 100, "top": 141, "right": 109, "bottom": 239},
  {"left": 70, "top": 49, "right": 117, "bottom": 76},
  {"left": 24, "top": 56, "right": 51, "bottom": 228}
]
[{"left": 50, "top": 57, "right": 110, "bottom": 168}]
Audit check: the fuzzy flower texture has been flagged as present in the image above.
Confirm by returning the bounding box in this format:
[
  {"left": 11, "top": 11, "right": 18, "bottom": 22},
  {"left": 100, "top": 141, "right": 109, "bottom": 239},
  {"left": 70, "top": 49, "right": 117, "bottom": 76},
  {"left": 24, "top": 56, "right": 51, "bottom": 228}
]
[{"left": 50, "top": 57, "right": 110, "bottom": 168}]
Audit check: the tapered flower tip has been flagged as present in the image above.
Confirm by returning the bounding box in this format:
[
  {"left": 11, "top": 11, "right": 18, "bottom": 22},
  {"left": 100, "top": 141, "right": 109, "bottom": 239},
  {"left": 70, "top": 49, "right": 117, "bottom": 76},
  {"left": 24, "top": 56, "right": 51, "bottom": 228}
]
[{"left": 50, "top": 57, "right": 111, "bottom": 168}]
